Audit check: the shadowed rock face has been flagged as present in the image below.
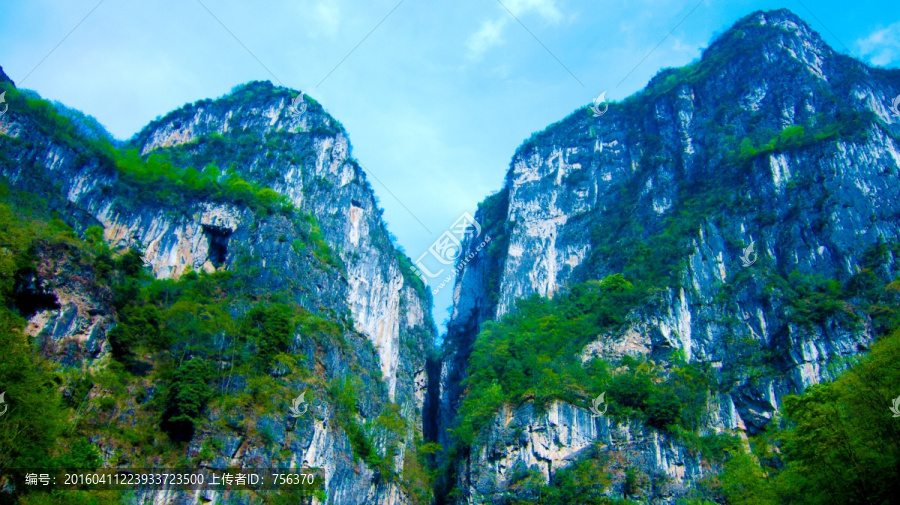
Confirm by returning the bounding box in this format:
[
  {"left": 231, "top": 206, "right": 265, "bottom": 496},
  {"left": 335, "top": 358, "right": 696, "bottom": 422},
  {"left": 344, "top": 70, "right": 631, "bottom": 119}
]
[
  {"left": 201, "top": 224, "right": 232, "bottom": 268},
  {"left": 435, "top": 8, "right": 900, "bottom": 503},
  {"left": 0, "top": 72, "right": 436, "bottom": 504}
]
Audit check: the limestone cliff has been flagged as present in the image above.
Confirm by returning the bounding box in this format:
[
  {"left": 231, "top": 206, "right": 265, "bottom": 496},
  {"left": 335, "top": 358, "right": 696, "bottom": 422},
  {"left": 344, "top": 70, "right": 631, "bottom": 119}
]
[
  {"left": 435, "top": 8, "right": 900, "bottom": 503},
  {"left": 0, "top": 67, "right": 435, "bottom": 505}
]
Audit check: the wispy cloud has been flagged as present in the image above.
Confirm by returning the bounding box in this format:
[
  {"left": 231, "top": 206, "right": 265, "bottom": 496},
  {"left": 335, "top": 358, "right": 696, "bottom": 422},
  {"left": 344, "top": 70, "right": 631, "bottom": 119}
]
[
  {"left": 466, "top": 0, "right": 562, "bottom": 59},
  {"left": 309, "top": 0, "right": 342, "bottom": 37},
  {"left": 504, "top": 0, "right": 562, "bottom": 22},
  {"left": 856, "top": 21, "right": 900, "bottom": 67},
  {"left": 467, "top": 17, "right": 510, "bottom": 58}
]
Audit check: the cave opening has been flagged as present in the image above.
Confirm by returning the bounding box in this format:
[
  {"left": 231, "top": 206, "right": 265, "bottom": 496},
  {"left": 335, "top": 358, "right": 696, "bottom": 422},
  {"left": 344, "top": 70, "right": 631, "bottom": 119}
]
[
  {"left": 14, "top": 273, "right": 61, "bottom": 317},
  {"left": 203, "top": 225, "right": 232, "bottom": 268}
]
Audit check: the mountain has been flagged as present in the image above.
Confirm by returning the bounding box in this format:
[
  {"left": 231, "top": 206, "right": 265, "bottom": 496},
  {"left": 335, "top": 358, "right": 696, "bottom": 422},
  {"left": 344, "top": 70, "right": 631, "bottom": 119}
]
[
  {"left": 0, "top": 66, "right": 436, "bottom": 504},
  {"left": 3, "top": 7, "right": 900, "bottom": 505},
  {"left": 431, "top": 8, "right": 900, "bottom": 503}
]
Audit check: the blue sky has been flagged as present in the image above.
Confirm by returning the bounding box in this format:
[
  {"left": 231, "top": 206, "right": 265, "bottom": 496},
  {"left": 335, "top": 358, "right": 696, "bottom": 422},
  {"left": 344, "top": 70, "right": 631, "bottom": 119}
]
[{"left": 2, "top": 0, "right": 898, "bottom": 332}]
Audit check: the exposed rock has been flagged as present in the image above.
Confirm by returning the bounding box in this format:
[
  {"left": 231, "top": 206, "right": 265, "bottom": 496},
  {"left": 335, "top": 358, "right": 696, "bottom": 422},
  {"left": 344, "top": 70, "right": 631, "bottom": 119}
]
[
  {"left": 0, "top": 75, "right": 436, "bottom": 505},
  {"left": 436, "top": 8, "right": 900, "bottom": 503}
]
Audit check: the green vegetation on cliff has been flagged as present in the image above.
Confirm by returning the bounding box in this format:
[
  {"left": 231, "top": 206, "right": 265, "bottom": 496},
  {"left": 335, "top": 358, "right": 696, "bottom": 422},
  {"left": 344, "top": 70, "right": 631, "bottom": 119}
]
[
  {"left": 0, "top": 83, "right": 294, "bottom": 218},
  {"left": 705, "top": 326, "right": 900, "bottom": 505},
  {"left": 0, "top": 171, "right": 405, "bottom": 502},
  {"left": 0, "top": 184, "right": 115, "bottom": 504},
  {"left": 107, "top": 148, "right": 293, "bottom": 216},
  {"left": 0, "top": 68, "right": 439, "bottom": 504},
  {"left": 448, "top": 231, "right": 900, "bottom": 500},
  {"left": 453, "top": 273, "right": 716, "bottom": 446}
]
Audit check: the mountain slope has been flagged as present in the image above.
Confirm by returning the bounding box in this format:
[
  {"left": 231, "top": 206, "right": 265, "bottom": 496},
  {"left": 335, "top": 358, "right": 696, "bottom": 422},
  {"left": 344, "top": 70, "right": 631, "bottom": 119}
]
[
  {"left": 434, "top": 8, "right": 900, "bottom": 503},
  {"left": 124, "top": 80, "right": 433, "bottom": 411},
  {"left": 0, "top": 67, "right": 435, "bottom": 504}
]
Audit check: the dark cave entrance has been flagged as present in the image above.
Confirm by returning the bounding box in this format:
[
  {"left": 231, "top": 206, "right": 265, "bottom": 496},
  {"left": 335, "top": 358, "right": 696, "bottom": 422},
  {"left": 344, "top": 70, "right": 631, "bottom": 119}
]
[
  {"left": 203, "top": 225, "right": 232, "bottom": 268},
  {"left": 14, "top": 273, "right": 60, "bottom": 317}
]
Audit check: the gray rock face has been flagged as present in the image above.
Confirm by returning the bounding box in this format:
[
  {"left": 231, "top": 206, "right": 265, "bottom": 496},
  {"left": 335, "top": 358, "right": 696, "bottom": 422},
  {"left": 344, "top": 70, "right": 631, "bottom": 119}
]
[
  {"left": 128, "top": 86, "right": 433, "bottom": 409},
  {"left": 0, "top": 76, "right": 435, "bottom": 504},
  {"left": 459, "top": 402, "right": 705, "bottom": 503},
  {"left": 436, "top": 8, "right": 900, "bottom": 503},
  {"left": 22, "top": 240, "right": 112, "bottom": 365}
]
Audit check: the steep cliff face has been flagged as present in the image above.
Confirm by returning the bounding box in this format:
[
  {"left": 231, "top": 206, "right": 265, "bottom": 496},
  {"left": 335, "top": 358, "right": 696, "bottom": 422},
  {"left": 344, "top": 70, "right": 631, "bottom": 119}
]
[
  {"left": 458, "top": 402, "right": 706, "bottom": 501},
  {"left": 437, "top": 8, "right": 900, "bottom": 503},
  {"left": 0, "top": 67, "right": 435, "bottom": 504},
  {"left": 124, "top": 81, "right": 433, "bottom": 409},
  {"left": 21, "top": 239, "right": 113, "bottom": 366}
]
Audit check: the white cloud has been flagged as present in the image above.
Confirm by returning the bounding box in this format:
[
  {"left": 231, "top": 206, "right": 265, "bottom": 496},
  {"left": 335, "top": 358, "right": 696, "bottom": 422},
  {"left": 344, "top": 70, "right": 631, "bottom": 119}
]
[
  {"left": 857, "top": 21, "right": 900, "bottom": 67},
  {"left": 466, "top": 0, "right": 562, "bottom": 59},
  {"left": 467, "top": 17, "right": 510, "bottom": 58},
  {"left": 503, "top": 0, "right": 562, "bottom": 22}
]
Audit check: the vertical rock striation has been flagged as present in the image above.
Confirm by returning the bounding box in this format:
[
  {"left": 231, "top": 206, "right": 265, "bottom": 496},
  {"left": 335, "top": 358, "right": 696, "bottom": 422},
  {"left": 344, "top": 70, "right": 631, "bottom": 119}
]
[
  {"left": 436, "top": 8, "right": 900, "bottom": 503},
  {"left": 0, "top": 69, "right": 435, "bottom": 504}
]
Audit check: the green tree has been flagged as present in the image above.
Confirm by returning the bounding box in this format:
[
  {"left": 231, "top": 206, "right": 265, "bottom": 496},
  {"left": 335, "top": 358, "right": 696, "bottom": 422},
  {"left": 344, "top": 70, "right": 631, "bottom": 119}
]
[
  {"left": 83, "top": 225, "right": 104, "bottom": 246},
  {"left": 774, "top": 329, "right": 900, "bottom": 504},
  {"left": 241, "top": 304, "right": 295, "bottom": 367},
  {"left": 646, "top": 389, "right": 681, "bottom": 430},
  {"left": 106, "top": 304, "right": 161, "bottom": 367},
  {"left": 117, "top": 248, "right": 145, "bottom": 278},
  {"left": 717, "top": 328, "right": 900, "bottom": 504},
  {"left": 719, "top": 452, "right": 776, "bottom": 505},
  {"left": 56, "top": 438, "right": 102, "bottom": 470},
  {"left": 0, "top": 310, "right": 66, "bottom": 496},
  {"left": 161, "top": 359, "right": 214, "bottom": 441}
]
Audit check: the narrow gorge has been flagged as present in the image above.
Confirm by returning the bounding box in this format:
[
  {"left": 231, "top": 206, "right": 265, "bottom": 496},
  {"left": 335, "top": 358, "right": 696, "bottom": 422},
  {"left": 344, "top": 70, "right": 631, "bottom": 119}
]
[{"left": 1, "top": 7, "right": 899, "bottom": 505}]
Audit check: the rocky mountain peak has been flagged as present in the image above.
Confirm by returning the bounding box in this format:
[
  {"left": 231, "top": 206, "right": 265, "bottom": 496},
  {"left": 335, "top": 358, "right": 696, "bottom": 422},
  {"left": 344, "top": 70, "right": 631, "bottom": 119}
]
[
  {"left": 433, "top": 8, "right": 900, "bottom": 503},
  {"left": 702, "top": 8, "right": 833, "bottom": 74},
  {"left": 0, "top": 62, "right": 436, "bottom": 504},
  {"left": 733, "top": 8, "right": 829, "bottom": 51},
  {"left": 131, "top": 80, "right": 339, "bottom": 156},
  {"left": 0, "top": 65, "right": 13, "bottom": 86}
]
